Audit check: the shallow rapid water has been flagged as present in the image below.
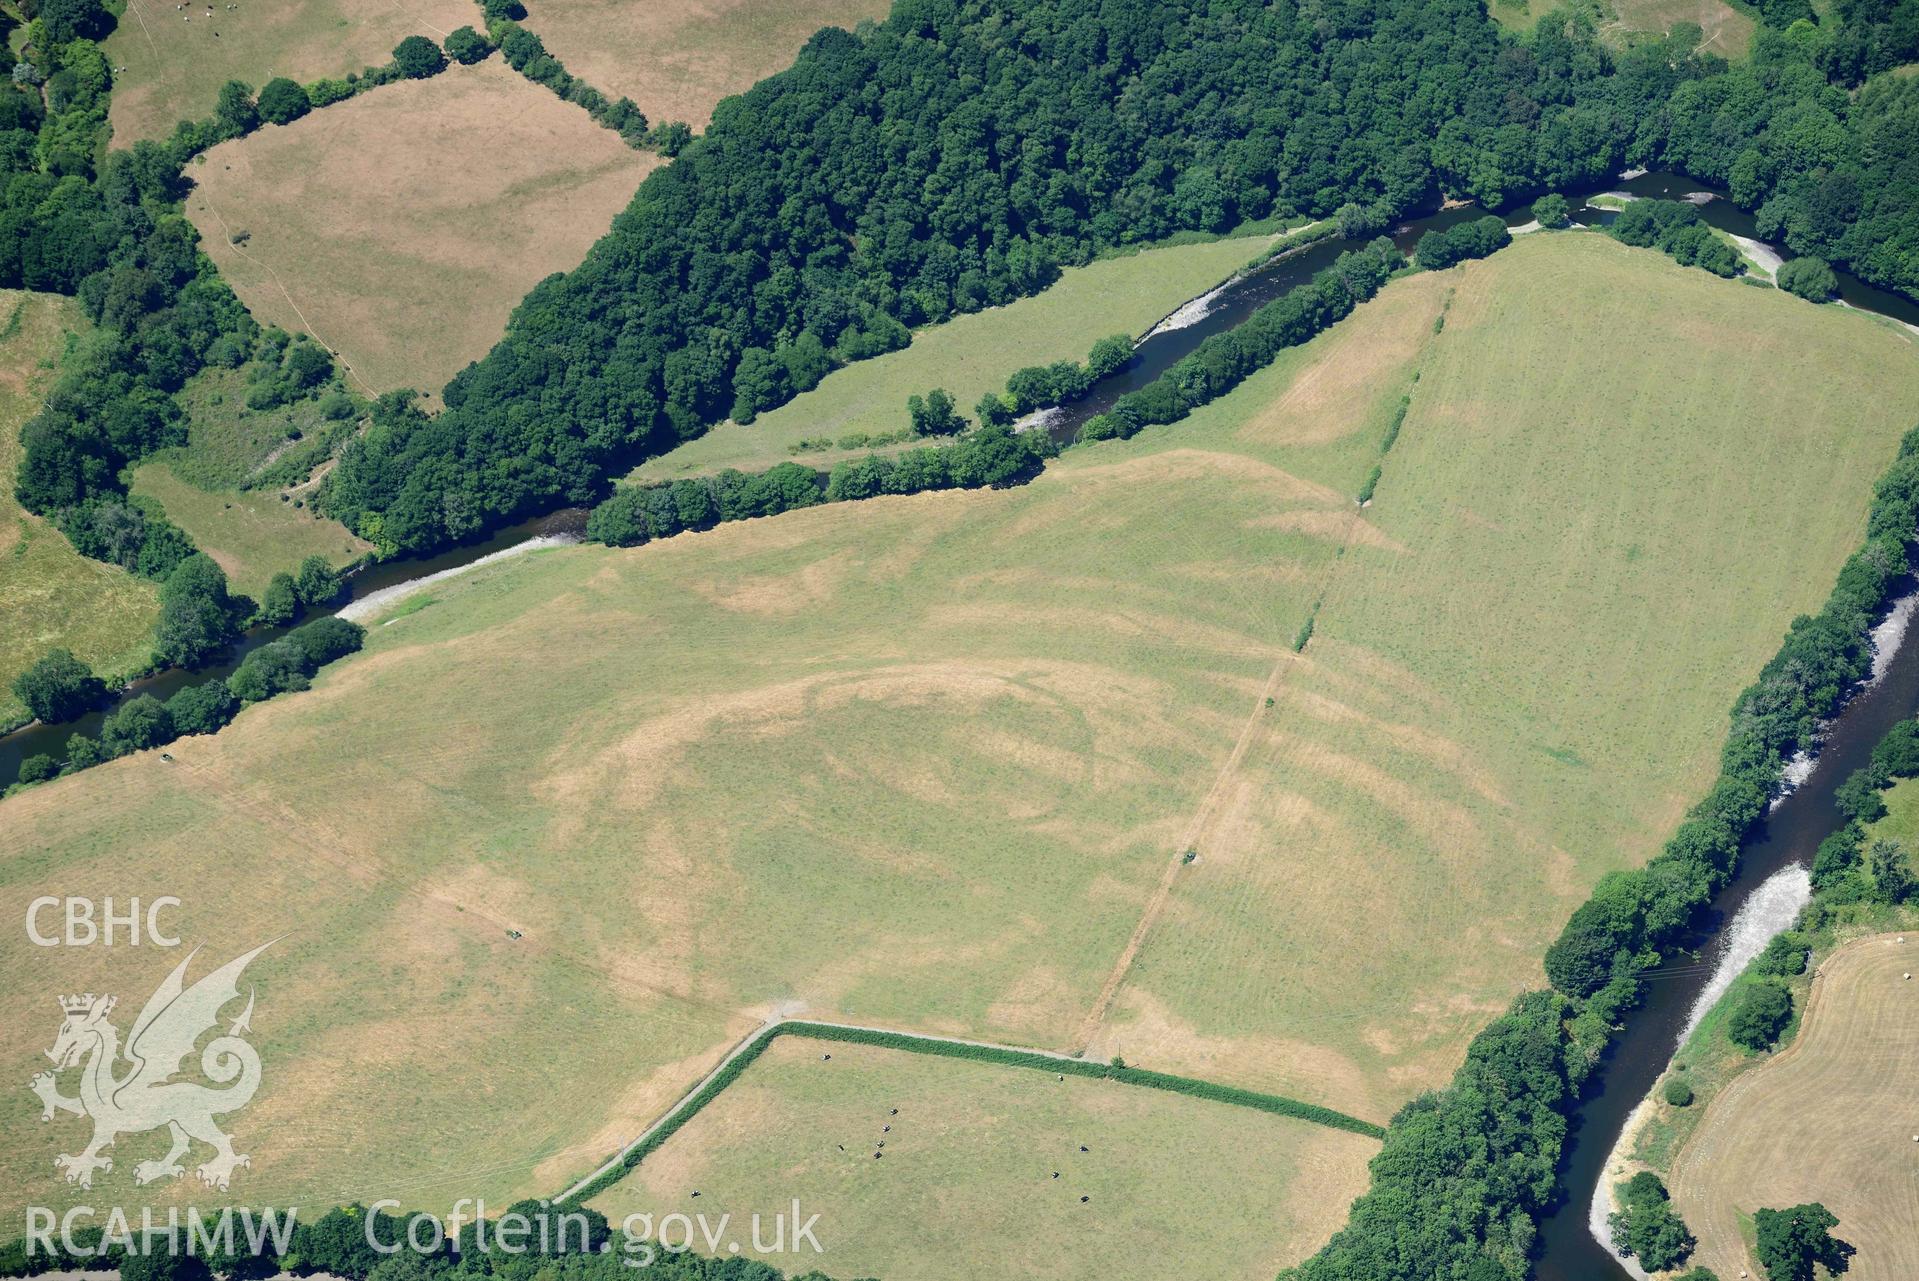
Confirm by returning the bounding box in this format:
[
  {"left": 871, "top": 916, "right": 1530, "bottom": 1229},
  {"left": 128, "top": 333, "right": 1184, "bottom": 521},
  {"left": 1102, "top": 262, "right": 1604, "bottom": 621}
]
[{"left": 1537, "top": 586, "right": 1919, "bottom": 1281}]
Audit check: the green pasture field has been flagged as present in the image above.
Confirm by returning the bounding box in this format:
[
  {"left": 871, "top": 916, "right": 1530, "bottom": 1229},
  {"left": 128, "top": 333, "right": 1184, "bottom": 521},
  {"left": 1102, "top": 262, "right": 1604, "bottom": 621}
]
[
  {"left": 630, "top": 230, "right": 1284, "bottom": 483},
  {"left": 1085, "top": 233, "right": 1919, "bottom": 1118},
  {"left": 588, "top": 1037, "right": 1380, "bottom": 1281},
  {"left": 0, "top": 291, "right": 157, "bottom": 725}
]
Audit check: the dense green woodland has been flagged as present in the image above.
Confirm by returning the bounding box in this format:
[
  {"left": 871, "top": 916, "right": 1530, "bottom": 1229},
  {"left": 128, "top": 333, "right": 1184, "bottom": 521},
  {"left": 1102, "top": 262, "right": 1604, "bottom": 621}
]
[
  {"left": 307, "top": 0, "right": 1919, "bottom": 556},
  {"left": 8, "top": 0, "right": 1919, "bottom": 562}
]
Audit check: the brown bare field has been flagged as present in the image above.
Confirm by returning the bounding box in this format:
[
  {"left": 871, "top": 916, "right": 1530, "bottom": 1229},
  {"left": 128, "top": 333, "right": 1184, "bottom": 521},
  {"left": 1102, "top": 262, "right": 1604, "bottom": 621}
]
[
  {"left": 104, "top": 0, "right": 477, "bottom": 146},
  {"left": 589, "top": 1037, "right": 1379, "bottom": 1281},
  {"left": 186, "top": 59, "right": 658, "bottom": 393},
  {"left": 1668, "top": 936, "right": 1919, "bottom": 1280},
  {"left": 4, "top": 235, "right": 1917, "bottom": 1239},
  {"left": 524, "top": 0, "right": 891, "bottom": 127}
]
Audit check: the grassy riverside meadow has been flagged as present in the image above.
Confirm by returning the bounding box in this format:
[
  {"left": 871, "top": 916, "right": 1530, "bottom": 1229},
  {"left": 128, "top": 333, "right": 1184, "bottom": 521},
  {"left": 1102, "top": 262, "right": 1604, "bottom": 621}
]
[
  {"left": 5, "top": 235, "right": 1919, "bottom": 1273},
  {"left": 126, "top": 461, "right": 368, "bottom": 598},
  {"left": 587, "top": 1036, "right": 1380, "bottom": 1281},
  {"left": 631, "top": 230, "right": 1286, "bottom": 483},
  {"left": 0, "top": 292, "right": 157, "bottom": 725}
]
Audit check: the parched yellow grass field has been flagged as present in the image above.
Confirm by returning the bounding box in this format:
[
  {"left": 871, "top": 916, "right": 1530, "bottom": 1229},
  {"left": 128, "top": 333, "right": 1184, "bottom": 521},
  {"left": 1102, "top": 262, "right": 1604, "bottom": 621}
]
[
  {"left": 1668, "top": 936, "right": 1919, "bottom": 1280},
  {"left": 104, "top": 0, "right": 476, "bottom": 146},
  {"left": 589, "top": 1037, "right": 1379, "bottom": 1281},
  {"left": 3, "top": 234, "right": 1916, "bottom": 1249},
  {"left": 0, "top": 292, "right": 157, "bottom": 724},
  {"left": 186, "top": 59, "right": 658, "bottom": 394},
  {"left": 523, "top": 0, "right": 892, "bottom": 128}
]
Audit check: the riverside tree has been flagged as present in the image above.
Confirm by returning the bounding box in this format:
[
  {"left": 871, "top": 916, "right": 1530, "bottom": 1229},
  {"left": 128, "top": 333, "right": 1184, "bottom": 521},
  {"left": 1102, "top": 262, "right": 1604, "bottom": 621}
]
[
  {"left": 153, "top": 554, "right": 240, "bottom": 668},
  {"left": 1726, "top": 979, "right": 1793, "bottom": 1051},
  {"left": 1776, "top": 256, "right": 1837, "bottom": 301},
  {"left": 1607, "top": 1172, "right": 1696, "bottom": 1272},
  {"left": 12, "top": 648, "right": 106, "bottom": 723},
  {"left": 294, "top": 554, "right": 343, "bottom": 606}
]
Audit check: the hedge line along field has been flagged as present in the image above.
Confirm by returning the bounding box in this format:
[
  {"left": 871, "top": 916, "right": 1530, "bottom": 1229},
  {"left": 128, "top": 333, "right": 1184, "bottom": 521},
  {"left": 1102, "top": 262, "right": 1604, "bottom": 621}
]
[
  {"left": 126, "top": 461, "right": 369, "bottom": 598},
  {"left": 1667, "top": 936, "right": 1919, "bottom": 1279},
  {"left": 521, "top": 0, "right": 892, "bottom": 129},
  {"left": 186, "top": 59, "right": 658, "bottom": 394},
  {"left": 588, "top": 1036, "right": 1379, "bottom": 1281},
  {"left": 2, "top": 234, "right": 1917, "bottom": 1247},
  {"left": 0, "top": 291, "right": 158, "bottom": 725},
  {"left": 631, "top": 230, "right": 1287, "bottom": 484},
  {"left": 102, "top": 0, "right": 476, "bottom": 146}
]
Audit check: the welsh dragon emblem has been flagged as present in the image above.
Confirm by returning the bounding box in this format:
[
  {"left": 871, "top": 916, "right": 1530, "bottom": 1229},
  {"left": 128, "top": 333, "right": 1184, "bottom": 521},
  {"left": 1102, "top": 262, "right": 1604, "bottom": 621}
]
[{"left": 31, "top": 942, "right": 272, "bottom": 1191}]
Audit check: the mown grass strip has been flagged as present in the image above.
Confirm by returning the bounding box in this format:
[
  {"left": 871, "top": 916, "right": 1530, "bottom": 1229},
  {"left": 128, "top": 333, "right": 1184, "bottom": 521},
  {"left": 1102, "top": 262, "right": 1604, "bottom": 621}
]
[{"left": 560, "top": 1021, "right": 1382, "bottom": 1205}]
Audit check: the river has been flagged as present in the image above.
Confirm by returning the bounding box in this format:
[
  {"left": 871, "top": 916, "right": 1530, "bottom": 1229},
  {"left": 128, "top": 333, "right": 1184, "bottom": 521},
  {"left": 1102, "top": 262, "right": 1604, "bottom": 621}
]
[
  {"left": 1534, "top": 584, "right": 1919, "bottom": 1281},
  {"left": 4, "top": 175, "right": 1913, "bottom": 778},
  {"left": 0, "top": 508, "right": 586, "bottom": 785}
]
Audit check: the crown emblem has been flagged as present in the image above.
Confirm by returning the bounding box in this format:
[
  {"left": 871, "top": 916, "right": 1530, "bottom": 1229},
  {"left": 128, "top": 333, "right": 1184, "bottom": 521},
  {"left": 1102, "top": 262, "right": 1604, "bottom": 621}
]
[{"left": 59, "top": 994, "right": 109, "bottom": 1015}]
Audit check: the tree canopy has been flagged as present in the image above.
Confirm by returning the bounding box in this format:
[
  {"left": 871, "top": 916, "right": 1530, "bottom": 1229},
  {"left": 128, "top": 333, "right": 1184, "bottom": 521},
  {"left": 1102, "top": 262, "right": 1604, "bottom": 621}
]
[
  {"left": 11, "top": 647, "right": 105, "bottom": 723},
  {"left": 1754, "top": 1204, "right": 1852, "bottom": 1281}
]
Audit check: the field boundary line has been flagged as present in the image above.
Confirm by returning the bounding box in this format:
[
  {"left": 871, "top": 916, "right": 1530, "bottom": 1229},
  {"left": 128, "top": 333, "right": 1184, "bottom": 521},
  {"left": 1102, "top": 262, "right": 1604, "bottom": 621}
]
[
  {"left": 1070, "top": 276, "right": 1450, "bottom": 1053},
  {"left": 553, "top": 1018, "right": 1385, "bottom": 1205}
]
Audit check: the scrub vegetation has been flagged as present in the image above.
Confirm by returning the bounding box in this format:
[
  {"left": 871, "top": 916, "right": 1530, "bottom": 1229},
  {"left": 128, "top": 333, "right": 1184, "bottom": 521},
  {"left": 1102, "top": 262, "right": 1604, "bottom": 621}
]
[{"left": 0, "top": 291, "right": 156, "bottom": 725}]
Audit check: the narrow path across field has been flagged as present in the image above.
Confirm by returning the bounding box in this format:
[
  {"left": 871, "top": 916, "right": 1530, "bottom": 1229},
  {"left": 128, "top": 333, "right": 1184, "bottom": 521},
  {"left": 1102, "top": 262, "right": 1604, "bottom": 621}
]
[{"left": 1072, "top": 307, "right": 1444, "bottom": 1053}]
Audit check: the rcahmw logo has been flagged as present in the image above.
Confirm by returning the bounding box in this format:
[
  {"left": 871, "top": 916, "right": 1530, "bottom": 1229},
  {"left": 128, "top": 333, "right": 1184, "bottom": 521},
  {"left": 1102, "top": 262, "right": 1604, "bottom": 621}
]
[
  {"left": 31, "top": 940, "right": 274, "bottom": 1191},
  {"left": 25, "top": 1206, "right": 298, "bottom": 1260}
]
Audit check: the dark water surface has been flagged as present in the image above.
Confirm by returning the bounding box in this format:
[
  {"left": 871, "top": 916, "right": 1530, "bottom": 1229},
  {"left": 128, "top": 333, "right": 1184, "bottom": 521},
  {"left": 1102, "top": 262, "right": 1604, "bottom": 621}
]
[{"left": 1534, "top": 595, "right": 1919, "bottom": 1281}]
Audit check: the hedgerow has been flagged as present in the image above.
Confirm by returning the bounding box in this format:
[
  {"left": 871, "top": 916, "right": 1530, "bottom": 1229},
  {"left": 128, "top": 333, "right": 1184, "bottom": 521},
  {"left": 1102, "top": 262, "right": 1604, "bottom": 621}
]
[
  {"left": 559, "top": 1020, "right": 1383, "bottom": 1206},
  {"left": 1284, "top": 424, "right": 1919, "bottom": 1281}
]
